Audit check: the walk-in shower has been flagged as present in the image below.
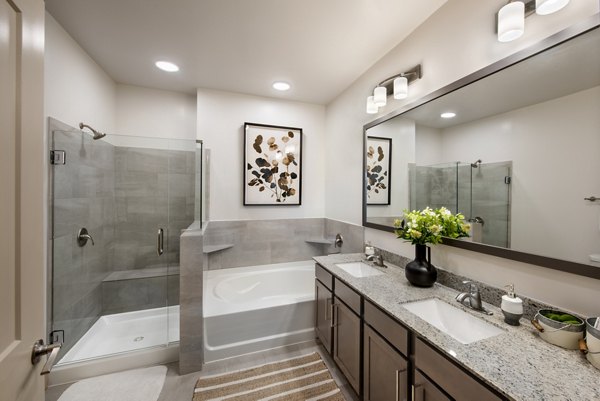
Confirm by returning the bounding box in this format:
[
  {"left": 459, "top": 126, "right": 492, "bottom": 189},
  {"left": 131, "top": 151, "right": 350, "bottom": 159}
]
[
  {"left": 47, "top": 118, "right": 204, "bottom": 373},
  {"left": 409, "top": 160, "right": 512, "bottom": 247}
]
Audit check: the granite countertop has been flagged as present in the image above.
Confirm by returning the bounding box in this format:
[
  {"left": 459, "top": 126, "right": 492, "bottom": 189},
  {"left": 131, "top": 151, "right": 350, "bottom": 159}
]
[{"left": 313, "top": 253, "right": 600, "bottom": 401}]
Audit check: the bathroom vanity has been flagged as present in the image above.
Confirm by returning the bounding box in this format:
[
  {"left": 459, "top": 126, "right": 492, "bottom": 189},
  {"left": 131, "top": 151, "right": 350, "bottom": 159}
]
[{"left": 313, "top": 254, "right": 600, "bottom": 401}]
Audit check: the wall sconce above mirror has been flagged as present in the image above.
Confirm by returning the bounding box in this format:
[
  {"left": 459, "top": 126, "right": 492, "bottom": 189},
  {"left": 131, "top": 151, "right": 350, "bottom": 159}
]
[
  {"left": 497, "top": 0, "right": 571, "bottom": 42},
  {"left": 363, "top": 15, "right": 600, "bottom": 280},
  {"left": 366, "top": 64, "right": 422, "bottom": 114}
]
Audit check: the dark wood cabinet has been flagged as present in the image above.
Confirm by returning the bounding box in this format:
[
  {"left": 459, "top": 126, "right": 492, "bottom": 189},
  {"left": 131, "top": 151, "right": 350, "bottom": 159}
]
[
  {"left": 414, "top": 338, "right": 503, "bottom": 401},
  {"left": 314, "top": 263, "right": 506, "bottom": 401},
  {"left": 315, "top": 279, "right": 333, "bottom": 354},
  {"left": 413, "top": 371, "right": 451, "bottom": 401},
  {"left": 363, "top": 324, "right": 408, "bottom": 401},
  {"left": 333, "top": 297, "right": 361, "bottom": 395}
]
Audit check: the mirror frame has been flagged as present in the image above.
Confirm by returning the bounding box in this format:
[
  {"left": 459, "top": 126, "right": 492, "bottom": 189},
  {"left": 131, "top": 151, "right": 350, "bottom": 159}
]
[{"left": 363, "top": 14, "right": 600, "bottom": 280}]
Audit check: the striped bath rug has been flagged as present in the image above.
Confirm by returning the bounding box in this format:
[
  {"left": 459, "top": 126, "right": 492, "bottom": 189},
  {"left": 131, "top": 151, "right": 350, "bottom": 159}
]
[{"left": 193, "top": 352, "right": 345, "bottom": 401}]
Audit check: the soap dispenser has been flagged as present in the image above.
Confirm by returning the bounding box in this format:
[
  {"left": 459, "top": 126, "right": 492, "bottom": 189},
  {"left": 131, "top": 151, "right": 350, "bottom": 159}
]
[
  {"left": 501, "top": 284, "right": 523, "bottom": 326},
  {"left": 364, "top": 241, "right": 375, "bottom": 258}
]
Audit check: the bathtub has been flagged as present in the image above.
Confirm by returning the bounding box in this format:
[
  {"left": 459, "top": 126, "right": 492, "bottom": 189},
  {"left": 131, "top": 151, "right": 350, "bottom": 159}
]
[{"left": 203, "top": 260, "right": 315, "bottom": 362}]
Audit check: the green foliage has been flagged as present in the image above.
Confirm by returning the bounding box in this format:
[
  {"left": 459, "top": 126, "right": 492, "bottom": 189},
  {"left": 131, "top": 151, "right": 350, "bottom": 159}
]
[{"left": 393, "top": 207, "right": 470, "bottom": 246}]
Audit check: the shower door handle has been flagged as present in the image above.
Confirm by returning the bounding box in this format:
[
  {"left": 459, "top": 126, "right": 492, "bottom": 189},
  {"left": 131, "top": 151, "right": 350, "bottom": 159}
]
[{"left": 157, "top": 228, "right": 164, "bottom": 256}]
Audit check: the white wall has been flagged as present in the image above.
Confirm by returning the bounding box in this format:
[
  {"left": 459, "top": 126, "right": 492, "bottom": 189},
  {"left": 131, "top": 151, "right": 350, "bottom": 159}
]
[
  {"left": 45, "top": 12, "right": 116, "bottom": 133},
  {"left": 325, "top": 0, "right": 600, "bottom": 316},
  {"left": 115, "top": 84, "right": 196, "bottom": 140},
  {"left": 197, "top": 88, "right": 326, "bottom": 221},
  {"left": 45, "top": 13, "right": 197, "bottom": 149}
]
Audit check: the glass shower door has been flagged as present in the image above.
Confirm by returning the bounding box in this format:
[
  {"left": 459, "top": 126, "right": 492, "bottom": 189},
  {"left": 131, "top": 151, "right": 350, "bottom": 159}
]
[
  {"left": 49, "top": 126, "right": 196, "bottom": 365},
  {"left": 470, "top": 161, "right": 512, "bottom": 248}
]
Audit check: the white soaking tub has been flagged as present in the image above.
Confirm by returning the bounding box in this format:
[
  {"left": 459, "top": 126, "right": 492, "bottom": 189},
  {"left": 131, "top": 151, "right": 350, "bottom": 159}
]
[{"left": 203, "top": 260, "right": 316, "bottom": 362}]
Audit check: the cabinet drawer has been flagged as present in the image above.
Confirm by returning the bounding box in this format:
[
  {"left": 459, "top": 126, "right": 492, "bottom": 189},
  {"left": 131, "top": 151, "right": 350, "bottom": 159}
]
[
  {"left": 415, "top": 338, "right": 503, "bottom": 401},
  {"left": 364, "top": 300, "right": 408, "bottom": 356},
  {"left": 315, "top": 263, "right": 333, "bottom": 291},
  {"left": 413, "top": 371, "right": 451, "bottom": 401},
  {"left": 334, "top": 278, "right": 361, "bottom": 315}
]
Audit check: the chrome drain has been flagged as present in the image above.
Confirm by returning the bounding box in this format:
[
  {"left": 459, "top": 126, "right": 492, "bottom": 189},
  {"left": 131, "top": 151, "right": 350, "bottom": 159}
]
[{"left": 133, "top": 336, "right": 144, "bottom": 342}]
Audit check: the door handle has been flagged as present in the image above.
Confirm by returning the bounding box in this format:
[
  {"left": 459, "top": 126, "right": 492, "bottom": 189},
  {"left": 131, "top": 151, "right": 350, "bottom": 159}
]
[
  {"left": 325, "top": 297, "right": 332, "bottom": 321},
  {"left": 396, "top": 367, "right": 407, "bottom": 401},
  {"left": 31, "top": 339, "right": 62, "bottom": 375},
  {"left": 157, "top": 228, "right": 164, "bottom": 256},
  {"left": 330, "top": 303, "right": 337, "bottom": 328},
  {"left": 412, "top": 384, "right": 423, "bottom": 401}
]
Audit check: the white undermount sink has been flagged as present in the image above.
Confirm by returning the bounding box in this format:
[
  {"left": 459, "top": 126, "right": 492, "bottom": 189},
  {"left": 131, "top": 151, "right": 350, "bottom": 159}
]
[
  {"left": 335, "top": 262, "right": 384, "bottom": 278},
  {"left": 402, "top": 298, "right": 504, "bottom": 344}
]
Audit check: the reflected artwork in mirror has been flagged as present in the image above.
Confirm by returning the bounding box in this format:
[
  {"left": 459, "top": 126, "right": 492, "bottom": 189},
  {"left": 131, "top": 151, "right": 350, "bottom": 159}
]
[{"left": 363, "top": 17, "right": 600, "bottom": 279}]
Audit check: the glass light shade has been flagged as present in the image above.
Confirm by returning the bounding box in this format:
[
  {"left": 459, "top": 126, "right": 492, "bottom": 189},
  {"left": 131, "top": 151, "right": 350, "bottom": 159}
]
[
  {"left": 393, "top": 77, "right": 408, "bottom": 99},
  {"left": 366, "top": 96, "right": 378, "bottom": 114},
  {"left": 498, "top": 2, "right": 525, "bottom": 43},
  {"left": 536, "top": 0, "right": 569, "bottom": 15},
  {"left": 373, "top": 86, "right": 387, "bottom": 107}
]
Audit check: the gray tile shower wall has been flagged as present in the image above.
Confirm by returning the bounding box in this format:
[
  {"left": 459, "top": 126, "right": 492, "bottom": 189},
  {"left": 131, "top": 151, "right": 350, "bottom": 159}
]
[
  {"left": 114, "top": 146, "right": 195, "bottom": 270},
  {"left": 50, "top": 122, "right": 116, "bottom": 358},
  {"left": 203, "top": 218, "right": 364, "bottom": 270}
]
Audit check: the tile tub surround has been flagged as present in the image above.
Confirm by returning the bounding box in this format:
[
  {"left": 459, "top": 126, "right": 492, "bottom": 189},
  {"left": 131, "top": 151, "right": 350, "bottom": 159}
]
[
  {"left": 374, "top": 247, "right": 564, "bottom": 321},
  {"left": 203, "top": 218, "right": 364, "bottom": 270},
  {"left": 313, "top": 254, "right": 600, "bottom": 401}
]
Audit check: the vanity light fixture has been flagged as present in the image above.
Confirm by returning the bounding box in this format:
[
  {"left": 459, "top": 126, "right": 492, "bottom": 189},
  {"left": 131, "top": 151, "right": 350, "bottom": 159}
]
[
  {"left": 155, "top": 61, "right": 179, "bottom": 72},
  {"left": 441, "top": 112, "right": 456, "bottom": 119},
  {"left": 365, "top": 64, "right": 422, "bottom": 114},
  {"left": 366, "top": 96, "right": 378, "bottom": 114},
  {"left": 272, "top": 81, "right": 291, "bottom": 91},
  {"left": 497, "top": 0, "right": 570, "bottom": 43}
]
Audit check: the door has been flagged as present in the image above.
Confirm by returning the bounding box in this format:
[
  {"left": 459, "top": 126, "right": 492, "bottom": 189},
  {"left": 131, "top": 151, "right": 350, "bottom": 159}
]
[
  {"left": 363, "top": 325, "right": 408, "bottom": 401},
  {"left": 0, "top": 0, "right": 46, "bottom": 400},
  {"left": 315, "top": 279, "right": 332, "bottom": 354},
  {"left": 332, "top": 298, "right": 361, "bottom": 395}
]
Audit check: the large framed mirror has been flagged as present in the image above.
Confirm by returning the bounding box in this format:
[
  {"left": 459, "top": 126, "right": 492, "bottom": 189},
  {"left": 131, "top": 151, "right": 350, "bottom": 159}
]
[{"left": 363, "top": 15, "right": 600, "bottom": 279}]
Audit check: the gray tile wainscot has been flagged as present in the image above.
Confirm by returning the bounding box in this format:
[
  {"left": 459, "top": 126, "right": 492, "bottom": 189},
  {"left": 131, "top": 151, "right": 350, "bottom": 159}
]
[{"left": 313, "top": 253, "right": 600, "bottom": 401}]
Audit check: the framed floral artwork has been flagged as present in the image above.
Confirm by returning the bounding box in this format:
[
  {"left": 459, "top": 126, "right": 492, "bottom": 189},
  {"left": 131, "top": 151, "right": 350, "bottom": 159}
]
[
  {"left": 366, "top": 136, "right": 391, "bottom": 205},
  {"left": 244, "top": 122, "right": 302, "bottom": 206}
]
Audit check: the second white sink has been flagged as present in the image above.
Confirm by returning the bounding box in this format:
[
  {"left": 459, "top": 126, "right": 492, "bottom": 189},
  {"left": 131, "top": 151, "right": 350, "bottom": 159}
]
[
  {"left": 335, "top": 262, "right": 384, "bottom": 278},
  {"left": 402, "top": 298, "right": 504, "bottom": 344}
]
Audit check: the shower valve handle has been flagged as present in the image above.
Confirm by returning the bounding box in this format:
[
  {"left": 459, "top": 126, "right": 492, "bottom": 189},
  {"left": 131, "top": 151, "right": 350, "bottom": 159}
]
[{"left": 77, "top": 228, "right": 95, "bottom": 247}]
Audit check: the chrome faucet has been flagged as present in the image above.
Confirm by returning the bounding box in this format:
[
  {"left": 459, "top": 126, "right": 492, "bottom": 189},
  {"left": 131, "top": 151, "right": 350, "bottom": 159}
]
[
  {"left": 455, "top": 281, "right": 492, "bottom": 315},
  {"left": 366, "top": 254, "right": 386, "bottom": 268}
]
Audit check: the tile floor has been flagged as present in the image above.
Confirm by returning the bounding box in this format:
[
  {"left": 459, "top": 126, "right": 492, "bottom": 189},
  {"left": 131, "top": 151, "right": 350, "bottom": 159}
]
[{"left": 45, "top": 340, "right": 359, "bottom": 401}]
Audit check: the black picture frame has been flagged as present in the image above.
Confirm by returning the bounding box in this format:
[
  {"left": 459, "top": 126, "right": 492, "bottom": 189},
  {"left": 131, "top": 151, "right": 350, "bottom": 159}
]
[
  {"left": 243, "top": 122, "right": 303, "bottom": 206},
  {"left": 366, "top": 136, "right": 392, "bottom": 205}
]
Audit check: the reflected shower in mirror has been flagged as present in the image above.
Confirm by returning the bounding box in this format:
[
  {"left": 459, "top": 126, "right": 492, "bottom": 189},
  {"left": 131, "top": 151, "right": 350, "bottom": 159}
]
[{"left": 364, "top": 23, "right": 600, "bottom": 270}]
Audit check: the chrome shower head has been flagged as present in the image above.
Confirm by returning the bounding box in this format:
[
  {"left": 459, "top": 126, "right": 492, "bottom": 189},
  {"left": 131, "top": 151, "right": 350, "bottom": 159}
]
[
  {"left": 471, "top": 159, "right": 482, "bottom": 168},
  {"left": 79, "top": 122, "right": 107, "bottom": 140}
]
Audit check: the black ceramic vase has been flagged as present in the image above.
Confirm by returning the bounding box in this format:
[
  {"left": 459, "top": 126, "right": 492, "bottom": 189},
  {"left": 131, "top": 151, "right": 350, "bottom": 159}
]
[{"left": 405, "top": 244, "right": 437, "bottom": 287}]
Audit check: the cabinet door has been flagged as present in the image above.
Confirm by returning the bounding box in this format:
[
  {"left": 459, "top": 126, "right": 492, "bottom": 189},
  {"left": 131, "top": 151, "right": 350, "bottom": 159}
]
[
  {"left": 315, "top": 279, "right": 333, "bottom": 353},
  {"left": 413, "top": 371, "right": 451, "bottom": 401},
  {"left": 363, "top": 325, "right": 408, "bottom": 401},
  {"left": 333, "top": 298, "right": 361, "bottom": 395}
]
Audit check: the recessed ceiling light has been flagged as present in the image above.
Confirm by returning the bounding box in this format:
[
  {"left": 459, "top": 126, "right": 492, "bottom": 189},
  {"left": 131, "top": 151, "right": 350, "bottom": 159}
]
[
  {"left": 441, "top": 112, "right": 456, "bottom": 119},
  {"left": 273, "top": 81, "right": 291, "bottom": 91},
  {"left": 155, "top": 61, "right": 179, "bottom": 72}
]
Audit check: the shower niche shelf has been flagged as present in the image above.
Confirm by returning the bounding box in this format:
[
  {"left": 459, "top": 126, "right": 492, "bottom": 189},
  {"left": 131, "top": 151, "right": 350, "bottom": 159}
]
[{"left": 203, "top": 244, "right": 234, "bottom": 254}]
